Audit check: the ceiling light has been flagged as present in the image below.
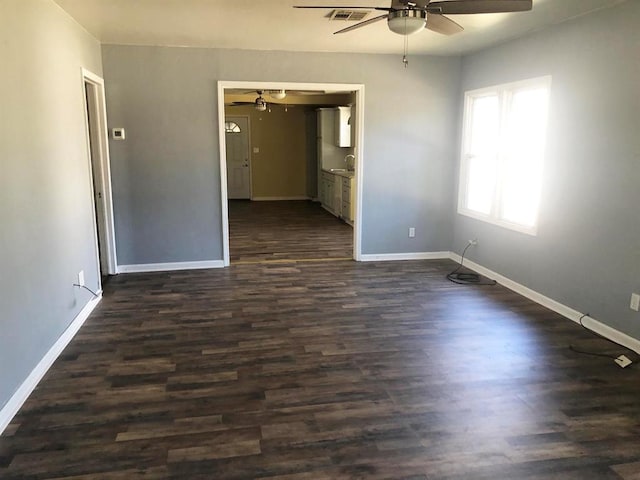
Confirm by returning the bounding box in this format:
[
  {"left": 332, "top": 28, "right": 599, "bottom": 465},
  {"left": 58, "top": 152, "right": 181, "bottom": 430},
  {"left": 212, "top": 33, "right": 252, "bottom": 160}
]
[
  {"left": 387, "top": 10, "right": 426, "bottom": 35},
  {"left": 270, "top": 89, "right": 286, "bottom": 100},
  {"left": 255, "top": 97, "right": 267, "bottom": 111}
]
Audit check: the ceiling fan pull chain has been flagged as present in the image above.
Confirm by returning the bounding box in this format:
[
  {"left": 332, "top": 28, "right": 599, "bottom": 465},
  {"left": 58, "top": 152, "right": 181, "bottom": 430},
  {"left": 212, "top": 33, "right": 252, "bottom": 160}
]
[{"left": 403, "top": 24, "right": 409, "bottom": 68}]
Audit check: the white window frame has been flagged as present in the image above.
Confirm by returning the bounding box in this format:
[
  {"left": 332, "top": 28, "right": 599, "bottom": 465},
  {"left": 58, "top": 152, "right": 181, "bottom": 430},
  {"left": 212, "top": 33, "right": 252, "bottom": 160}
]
[{"left": 457, "top": 76, "right": 551, "bottom": 236}]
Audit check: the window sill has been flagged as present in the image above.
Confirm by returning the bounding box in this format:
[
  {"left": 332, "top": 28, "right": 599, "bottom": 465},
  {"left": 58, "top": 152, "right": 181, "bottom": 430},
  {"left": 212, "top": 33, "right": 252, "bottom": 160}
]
[{"left": 457, "top": 208, "right": 538, "bottom": 236}]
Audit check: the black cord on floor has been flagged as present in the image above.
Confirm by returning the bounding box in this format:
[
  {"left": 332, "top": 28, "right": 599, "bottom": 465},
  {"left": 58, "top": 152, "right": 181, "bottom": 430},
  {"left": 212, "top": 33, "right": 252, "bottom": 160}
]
[
  {"left": 447, "top": 243, "right": 496, "bottom": 286},
  {"left": 569, "top": 345, "right": 619, "bottom": 360},
  {"left": 73, "top": 283, "right": 99, "bottom": 298},
  {"left": 569, "top": 312, "right": 637, "bottom": 364}
]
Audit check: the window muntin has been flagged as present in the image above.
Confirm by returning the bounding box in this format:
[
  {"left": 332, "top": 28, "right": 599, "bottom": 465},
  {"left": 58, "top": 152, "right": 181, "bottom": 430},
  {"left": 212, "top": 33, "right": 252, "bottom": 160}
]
[{"left": 225, "top": 121, "right": 241, "bottom": 133}]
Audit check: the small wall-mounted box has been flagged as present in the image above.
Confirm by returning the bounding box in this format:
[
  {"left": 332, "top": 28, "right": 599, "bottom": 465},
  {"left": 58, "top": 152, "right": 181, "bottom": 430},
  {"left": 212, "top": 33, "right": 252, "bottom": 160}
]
[{"left": 111, "top": 128, "right": 125, "bottom": 140}]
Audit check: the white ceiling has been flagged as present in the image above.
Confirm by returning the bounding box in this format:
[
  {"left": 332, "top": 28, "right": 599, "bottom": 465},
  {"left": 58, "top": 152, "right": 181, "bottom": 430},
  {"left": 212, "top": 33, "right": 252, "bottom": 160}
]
[{"left": 54, "top": 0, "right": 628, "bottom": 56}]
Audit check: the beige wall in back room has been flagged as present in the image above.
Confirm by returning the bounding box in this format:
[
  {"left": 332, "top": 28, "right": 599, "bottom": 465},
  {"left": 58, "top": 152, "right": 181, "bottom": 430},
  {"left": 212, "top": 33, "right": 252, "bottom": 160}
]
[{"left": 225, "top": 104, "right": 308, "bottom": 199}]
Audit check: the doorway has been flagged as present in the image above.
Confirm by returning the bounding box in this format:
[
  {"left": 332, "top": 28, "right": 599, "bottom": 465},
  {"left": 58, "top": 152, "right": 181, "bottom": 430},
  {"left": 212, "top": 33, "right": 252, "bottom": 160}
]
[
  {"left": 217, "top": 81, "right": 365, "bottom": 266},
  {"left": 82, "top": 69, "right": 118, "bottom": 280}
]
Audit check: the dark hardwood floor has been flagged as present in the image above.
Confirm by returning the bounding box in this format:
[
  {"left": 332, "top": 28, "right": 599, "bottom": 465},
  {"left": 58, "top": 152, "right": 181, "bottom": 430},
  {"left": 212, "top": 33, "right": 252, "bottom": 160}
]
[
  {"left": 2, "top": 259, "right": 640, "bottom": 479},
  {"left": 229, "top": 200, "right": 353, "bottom": 263}
]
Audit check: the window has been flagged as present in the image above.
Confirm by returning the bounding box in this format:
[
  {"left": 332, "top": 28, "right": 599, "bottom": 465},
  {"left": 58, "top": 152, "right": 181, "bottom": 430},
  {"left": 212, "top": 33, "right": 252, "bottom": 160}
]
[
  {"left": 225, "top": 121, "right": 241, "bottom": 133},
  {"left": 458, "top": 76, "right": 551, "bottom": 235}
]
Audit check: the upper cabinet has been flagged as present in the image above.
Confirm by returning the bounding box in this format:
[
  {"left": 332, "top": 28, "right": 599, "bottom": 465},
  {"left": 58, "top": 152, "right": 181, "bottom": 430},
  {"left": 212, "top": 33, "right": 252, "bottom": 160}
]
[{"left": 334, "top": 106, "right": 351, "bottom": 147}]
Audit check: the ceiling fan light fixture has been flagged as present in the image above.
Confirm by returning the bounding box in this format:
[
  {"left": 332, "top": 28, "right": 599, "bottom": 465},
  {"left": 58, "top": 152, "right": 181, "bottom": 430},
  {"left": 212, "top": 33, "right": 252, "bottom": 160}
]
[
  {"left": 270, "top": 89, "right": 286, "bottom": 100},
  {"left": 387, "top": 9, "right": 426, "bottom": 35},
  {"left": 255, "top": 97, "right": 267, "bottom": 111}
]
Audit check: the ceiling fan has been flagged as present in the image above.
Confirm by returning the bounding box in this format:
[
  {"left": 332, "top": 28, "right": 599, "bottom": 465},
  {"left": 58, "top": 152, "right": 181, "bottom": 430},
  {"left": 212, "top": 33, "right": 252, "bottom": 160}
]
[
  {"left": 227, "top": 90, "right": 269, "bottom": 111},
  {"left": 227, "top": 91, "right": 298, "bottom": 112},
  {"left": 294, "top": 0, "right": 533, "bottom": 36}
]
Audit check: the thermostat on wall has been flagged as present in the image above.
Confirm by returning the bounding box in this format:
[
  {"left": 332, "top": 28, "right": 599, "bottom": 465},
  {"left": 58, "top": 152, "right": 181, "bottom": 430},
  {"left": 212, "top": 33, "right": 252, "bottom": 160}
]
[{"left": 111, "top": 128, "right": 125, "bottom": 140}]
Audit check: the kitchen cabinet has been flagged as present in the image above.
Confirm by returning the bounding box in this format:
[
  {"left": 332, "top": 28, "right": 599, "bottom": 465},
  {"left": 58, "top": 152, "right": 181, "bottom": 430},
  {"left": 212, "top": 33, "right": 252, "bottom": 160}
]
[
  {"left": 341, "top": 176, "right": 354, "bottom": 224},
  {"left": 334, "top": 106, "right": 351, "bottom": 147},
  {"left": 321, "top": 170, "right": 354, "bottom": 224},
  {"left": 320, "top": 171, "right": 338, "bottom": 215}
]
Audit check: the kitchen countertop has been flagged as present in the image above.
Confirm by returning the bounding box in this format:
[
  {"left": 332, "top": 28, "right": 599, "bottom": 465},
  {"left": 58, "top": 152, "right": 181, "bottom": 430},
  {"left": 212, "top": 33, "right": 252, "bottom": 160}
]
[{"left": 322, "top": 168, "right": 355, "bottom": 179}]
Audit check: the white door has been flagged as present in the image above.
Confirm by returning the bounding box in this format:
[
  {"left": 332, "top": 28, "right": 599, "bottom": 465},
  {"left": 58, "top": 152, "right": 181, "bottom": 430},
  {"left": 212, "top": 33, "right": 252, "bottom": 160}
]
[
  {"left": 225, "top": 116, "right": 251, "bottom": 199},
  {"left": 82, "top": 69, "right": 118, "bottom": 278}
]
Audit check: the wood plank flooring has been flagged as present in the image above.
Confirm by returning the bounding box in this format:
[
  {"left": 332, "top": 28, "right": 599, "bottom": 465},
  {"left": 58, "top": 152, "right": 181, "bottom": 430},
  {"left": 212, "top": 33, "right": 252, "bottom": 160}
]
[
  {"left": 229, "top": 200, "right": 352, "bottom": 263},
  {"left": 2, "top": 259, "right": 640, "bottom": 479}
]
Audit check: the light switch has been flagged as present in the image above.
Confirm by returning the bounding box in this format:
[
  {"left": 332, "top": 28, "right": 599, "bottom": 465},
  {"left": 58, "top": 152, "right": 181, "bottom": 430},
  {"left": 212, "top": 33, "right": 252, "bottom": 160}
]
[{"left": 253, "top": 147, "right": 259, "bottom": 154}]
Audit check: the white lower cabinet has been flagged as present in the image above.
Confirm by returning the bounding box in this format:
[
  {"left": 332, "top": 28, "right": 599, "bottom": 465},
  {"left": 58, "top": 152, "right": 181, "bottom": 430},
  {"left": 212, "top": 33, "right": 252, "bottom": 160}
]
[
  {"left": 320, "top": 171, "right": 338, "bottom": 215},
  {"left": 341, "top": 176, "right": 354, "bottom": 224},
  {"left": 320, "top": 171, "right": 354, "bottom": 224}
]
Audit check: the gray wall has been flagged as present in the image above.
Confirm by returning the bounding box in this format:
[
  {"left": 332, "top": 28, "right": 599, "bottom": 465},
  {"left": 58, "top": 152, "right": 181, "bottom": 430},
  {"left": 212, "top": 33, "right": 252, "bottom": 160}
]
[
  {"left": 101, "top": 46, "right": 461, "bottom": 263},
  {"left": 453, "top": 1, "right": 640, "bottom": 337},
  {"left": 0, "top": 0, "right": 103, "bottom": 409}
]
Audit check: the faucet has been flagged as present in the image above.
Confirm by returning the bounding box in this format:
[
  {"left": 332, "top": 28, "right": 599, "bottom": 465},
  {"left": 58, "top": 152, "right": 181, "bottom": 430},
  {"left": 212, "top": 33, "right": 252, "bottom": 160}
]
[{"left": 344, "top": 154, "right": 355, "bottom": 171}]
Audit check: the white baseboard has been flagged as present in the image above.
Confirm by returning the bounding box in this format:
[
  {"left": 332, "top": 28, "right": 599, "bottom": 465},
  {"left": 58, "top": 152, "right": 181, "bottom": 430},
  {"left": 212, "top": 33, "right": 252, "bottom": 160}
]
[
  {"left": 578, "top": 317, "right": 640, "bottom": 355},
  {"left": 117, "top": 260, "right": 224, "bottom": 273},
  {"left": 0, "top": 293, "right": 102, "bottom": 435},
  {"left": 360, "top": 252, "right": 451, "bottom": 262},
  {"left": 449, "top": 253, "right": 640, "bottom": 354},
  {"left": 251, "top": 196, "right": 310, "bottom": 201}
]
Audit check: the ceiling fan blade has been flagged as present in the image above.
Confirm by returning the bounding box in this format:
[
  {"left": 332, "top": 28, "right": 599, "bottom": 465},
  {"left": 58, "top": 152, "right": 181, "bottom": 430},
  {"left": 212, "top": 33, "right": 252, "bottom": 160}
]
[
  {"left": 334, "top": 14, "right": 389, "bottom": 34},
  {"left": 426, "top": 0, "right": 532, "bottom": 15},
  {"left": 294, "top": 5, "right": 392, "bottom": 11},
  {"left": 426, "top": 14, "right": 463, "bottom": 35}
]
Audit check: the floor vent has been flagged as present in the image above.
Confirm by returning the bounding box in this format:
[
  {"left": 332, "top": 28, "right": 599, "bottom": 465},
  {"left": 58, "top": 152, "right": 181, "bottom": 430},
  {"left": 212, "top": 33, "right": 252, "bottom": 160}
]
[{"left": 330, "top": 10, "right": 370, "bottom": 21}]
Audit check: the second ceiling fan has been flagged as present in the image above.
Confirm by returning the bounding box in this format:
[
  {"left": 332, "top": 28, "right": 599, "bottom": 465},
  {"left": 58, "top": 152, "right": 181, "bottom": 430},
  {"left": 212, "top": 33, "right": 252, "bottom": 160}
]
[{"left": 295, "top": 0, "right": 533, "bottom": 36}]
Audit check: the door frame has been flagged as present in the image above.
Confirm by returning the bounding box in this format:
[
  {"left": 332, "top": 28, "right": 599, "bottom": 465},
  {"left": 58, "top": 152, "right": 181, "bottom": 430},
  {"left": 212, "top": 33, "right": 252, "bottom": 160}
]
[
  {"left": 81, "top": 68, "right": 118, "bottom": 276},
  {"left": 224, "top": 114, "right": 253, "bottom": 200},
  {"left": 216, "top": 81, "right": 365, "bottom": 267}
]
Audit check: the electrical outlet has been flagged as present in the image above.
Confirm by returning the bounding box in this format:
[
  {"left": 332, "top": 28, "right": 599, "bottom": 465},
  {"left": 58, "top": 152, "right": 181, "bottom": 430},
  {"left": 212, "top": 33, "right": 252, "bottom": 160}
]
[
  {"left": 408, "top": 227, "right": 415, "bottom": 238},
  {"left": 631, "top": 293, "right": 640, "bottom": 312},
  {"left": 468, "top": 238, "right": 478, "bottom": 246},
  {"left": 78, "top": 270, "right": 85, "bottom": 287},
  {"left": 111, "top": 128, "right": 125, "bottom": 140},
  {"left": 615, "top": 355, "right": 632, "bottom": 368}
]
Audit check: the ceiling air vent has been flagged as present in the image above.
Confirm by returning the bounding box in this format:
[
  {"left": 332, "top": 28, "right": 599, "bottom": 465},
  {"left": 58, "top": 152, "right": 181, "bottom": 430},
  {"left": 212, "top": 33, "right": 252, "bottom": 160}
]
[{"left": 329, "top": 10, "right": 370, "bottom": 21}]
